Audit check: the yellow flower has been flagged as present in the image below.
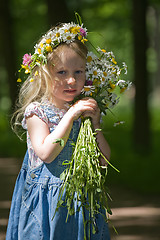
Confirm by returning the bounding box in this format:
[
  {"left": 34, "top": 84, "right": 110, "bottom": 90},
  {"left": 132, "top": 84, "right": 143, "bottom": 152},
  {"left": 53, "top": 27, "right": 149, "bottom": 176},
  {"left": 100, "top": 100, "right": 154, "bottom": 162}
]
[
  {"left": 46, "top": 46, "right": 52, "bottom": 52},
  {"left": 81, "top": 38, "right": 88, "bottom": 44},
  {"left": 101, "top": 49, "right": 106, "bottom": 53},
  {"left": 17, "top": 78, "right": 22, "bottom": 82},
  {"left": 93, "top": 71, "right": 97, "bottom": 76},
  {"left": 84, "top": 86, "right": 91, "bottom": 92},
  {"left": 35, "top": 71, "right": 39, "bottom": 76},
  {"left": 25, "top": 68, "right": 30, "bottom": 74},
  {"left": 67, "top": 36, "right": 72, "bottom": 40},
  {"left": 111, "top": 67, "right": 117, "bottom": 75},
  {"left": 40, "top": 43, "right": 43, "bottom": 48},
  {"left": 120, "top": 87, "right": 126, "bottom": 93},
  {"left": 109, "top": 81, "right": 116, "bottom": 89},
  {"left": 56, "top": 33, "right": 60, "bottom": 38},
  {"left": 87, "top": 56, "right": 92, "bottom": 63},
  {"left": 78, "top": 35, "right": 83, "bottom": 41},
  {"left": 69, "top": 27, "right": 73, "bottom": 33},
  {"left": 65, "top": 29, "right": 68, "bottom": 33},
  {"left": 21, "top": 64, "right": 26, "bottom": 69},
  {"left": 103, "top": 71, "right": 107, "bottom": 77},
  {"left": 112, "top": 58, "right": 117, "bottom": 64},
  {"left": 30, "top": 78, "right": 34, "bottom": 82},
  {"left": 46, "top": 38, "right": 51, "bottom": 44},
  {"left": 21, "top": 65, "right": 30, "bottom": 74},
  {"left": 70, "top": 26, "right": 80, "bottom": 34},
  {"left": 38, "top": 48, "right": 41, "bottom": 54}
]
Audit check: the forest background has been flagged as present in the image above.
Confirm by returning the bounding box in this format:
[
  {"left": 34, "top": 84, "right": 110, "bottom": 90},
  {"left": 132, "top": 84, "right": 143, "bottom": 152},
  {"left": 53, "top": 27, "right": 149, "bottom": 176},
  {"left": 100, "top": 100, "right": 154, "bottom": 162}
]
[{"left": 0, "top": 0, "right": 160, "bottom": 194}]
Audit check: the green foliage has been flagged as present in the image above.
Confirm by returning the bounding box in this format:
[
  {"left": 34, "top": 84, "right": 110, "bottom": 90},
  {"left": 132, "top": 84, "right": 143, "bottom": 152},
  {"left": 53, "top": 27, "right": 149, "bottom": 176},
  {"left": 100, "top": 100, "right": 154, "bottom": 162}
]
[
  {"left": 81, "top": 0, "right": 133, "bottom": 82},
  {"left": 0, "top": 100, "right": 160, "bottom": 194},
  {"left": 0, "top": 112, "right": 26, "bottom": 157},
  {"left": 10, "top": 0, "right": 48, "bottom": 67},
  {"left": 102, "top": 101, "right": 160, "bottom": 194}
]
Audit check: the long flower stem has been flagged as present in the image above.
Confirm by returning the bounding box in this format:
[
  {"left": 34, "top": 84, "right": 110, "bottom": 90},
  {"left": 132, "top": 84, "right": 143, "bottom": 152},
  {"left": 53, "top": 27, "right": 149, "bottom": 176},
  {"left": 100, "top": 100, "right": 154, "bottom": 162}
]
[{"left": 54, "top": 117, "right": 118, "bottom": 238}]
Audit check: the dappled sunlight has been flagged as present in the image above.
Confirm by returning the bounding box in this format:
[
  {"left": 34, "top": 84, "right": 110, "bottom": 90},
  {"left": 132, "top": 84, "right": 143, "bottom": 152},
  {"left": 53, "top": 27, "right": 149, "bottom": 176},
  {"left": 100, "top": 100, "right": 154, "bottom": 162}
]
[
  {"left": 0, "top": 217, "right": 8, "bottom": 228},
  {"left": 0, "top": 158, "right": 21, "bottom": 238},
  {"left": 0, "top": 201, "right": 11, "bottom": 240},
  {"left": 110, "top": 206, "right": 160, "bottom": 239},
  {"left": 1, "top": 158, "right": 160, "bottom": 239},
  {"left": 112, "top": 206, "right": 160, "bottom": 219},
  {"left": 0, "top": 201, "right": 11, "bottom": 209},
  {"left": 112, "top": 235, "right": 156, "bottom": 240},
  {"left": 0, "top": 158, "right": 22, "bottom": 175},
  {"left": 0, "top": 233, "right": 6, "bottom": 240}
]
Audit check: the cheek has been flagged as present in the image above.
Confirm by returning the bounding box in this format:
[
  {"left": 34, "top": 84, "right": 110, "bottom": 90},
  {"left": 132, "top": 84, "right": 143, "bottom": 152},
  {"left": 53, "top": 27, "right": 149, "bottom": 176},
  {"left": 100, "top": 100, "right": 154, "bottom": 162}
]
[
  {"left": 80, "top": 75, "right": 86, "bottom": 87},
  {"left": 77, "top": 81, "right": 85, "bottom": 93},
  {"left": 52, "top": 79, "right": 65, "bottom": 92},
  {"left": 51, "top": 81, "right": 59, "bottom": 94}
]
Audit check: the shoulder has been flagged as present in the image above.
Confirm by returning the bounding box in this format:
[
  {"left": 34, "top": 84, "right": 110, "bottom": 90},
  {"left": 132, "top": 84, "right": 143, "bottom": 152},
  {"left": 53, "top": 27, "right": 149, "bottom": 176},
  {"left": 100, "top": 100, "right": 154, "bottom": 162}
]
[{"left": 22, "top": 102, "right": 48, "bottom": 129}]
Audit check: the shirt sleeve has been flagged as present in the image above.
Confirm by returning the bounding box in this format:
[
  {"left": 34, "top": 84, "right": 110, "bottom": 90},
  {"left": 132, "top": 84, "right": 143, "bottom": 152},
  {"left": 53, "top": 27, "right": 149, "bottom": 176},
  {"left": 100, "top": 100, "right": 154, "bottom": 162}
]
[{"left": 22, "top": 102, "right": 48, "bottom": 130}]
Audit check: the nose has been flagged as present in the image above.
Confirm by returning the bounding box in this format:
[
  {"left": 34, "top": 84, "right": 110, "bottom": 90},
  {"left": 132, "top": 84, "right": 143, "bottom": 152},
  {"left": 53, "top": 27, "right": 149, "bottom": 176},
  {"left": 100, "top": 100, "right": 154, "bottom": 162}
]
[{"left": 67, "top": 76, "right": 76, "bottom": 85}]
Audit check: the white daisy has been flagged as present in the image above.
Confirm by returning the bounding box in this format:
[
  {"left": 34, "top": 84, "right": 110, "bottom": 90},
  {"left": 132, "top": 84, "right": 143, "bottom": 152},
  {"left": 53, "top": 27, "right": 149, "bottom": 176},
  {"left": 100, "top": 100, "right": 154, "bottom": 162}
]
[{"left": 82, "top": 85, "right": 95, "bottom": 96}]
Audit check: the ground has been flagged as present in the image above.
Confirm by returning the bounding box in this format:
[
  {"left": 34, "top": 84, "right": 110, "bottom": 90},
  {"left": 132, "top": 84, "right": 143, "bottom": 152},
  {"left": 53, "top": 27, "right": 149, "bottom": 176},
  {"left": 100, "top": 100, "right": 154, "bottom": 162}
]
[{"left": 0, "top": 158, "right": 160, "bottom": 239}]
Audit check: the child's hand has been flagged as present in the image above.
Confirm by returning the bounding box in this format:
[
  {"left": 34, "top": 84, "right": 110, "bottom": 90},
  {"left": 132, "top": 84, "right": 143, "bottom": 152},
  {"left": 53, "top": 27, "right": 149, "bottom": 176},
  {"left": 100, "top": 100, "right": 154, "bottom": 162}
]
[
  {"left": 68, "top": 98, "right": 101, "bottom": 129},
  {"left": 81, "top": 98, "right": 101, "bottom": 129}
]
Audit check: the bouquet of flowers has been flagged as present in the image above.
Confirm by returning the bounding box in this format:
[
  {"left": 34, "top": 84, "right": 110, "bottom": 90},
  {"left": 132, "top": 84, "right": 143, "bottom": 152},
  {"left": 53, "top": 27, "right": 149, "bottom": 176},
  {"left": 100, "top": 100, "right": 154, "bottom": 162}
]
[{"left": 54, "top": 47, "right": 131, "bottom": 239}]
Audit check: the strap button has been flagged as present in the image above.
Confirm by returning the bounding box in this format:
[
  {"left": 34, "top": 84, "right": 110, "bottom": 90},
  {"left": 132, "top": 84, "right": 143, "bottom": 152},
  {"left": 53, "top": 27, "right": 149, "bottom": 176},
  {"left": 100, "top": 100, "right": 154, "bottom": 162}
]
[{"left": 30, "top": 173, "right": 36, "bottom": 179}]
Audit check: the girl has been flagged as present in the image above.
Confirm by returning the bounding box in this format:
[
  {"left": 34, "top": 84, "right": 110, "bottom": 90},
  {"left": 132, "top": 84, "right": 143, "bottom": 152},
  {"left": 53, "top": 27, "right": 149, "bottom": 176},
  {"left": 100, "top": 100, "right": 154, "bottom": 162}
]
[{"left": 6, "top": 22, "right": 111, "bottom": 240}]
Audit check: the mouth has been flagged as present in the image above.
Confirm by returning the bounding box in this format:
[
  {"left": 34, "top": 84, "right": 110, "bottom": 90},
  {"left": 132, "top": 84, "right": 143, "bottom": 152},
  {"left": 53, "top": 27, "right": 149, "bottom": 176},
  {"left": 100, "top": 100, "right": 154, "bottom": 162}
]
[{"left": 64, "top": 89, "right": 77, "bottom": 94}]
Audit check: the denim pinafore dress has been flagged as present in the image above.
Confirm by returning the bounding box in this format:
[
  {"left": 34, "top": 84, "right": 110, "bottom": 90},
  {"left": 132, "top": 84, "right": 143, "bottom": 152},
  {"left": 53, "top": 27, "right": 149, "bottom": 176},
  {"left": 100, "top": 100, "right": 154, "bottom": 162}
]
[{"left": 6, "top": 102, "right": 110, "bottom": 240}]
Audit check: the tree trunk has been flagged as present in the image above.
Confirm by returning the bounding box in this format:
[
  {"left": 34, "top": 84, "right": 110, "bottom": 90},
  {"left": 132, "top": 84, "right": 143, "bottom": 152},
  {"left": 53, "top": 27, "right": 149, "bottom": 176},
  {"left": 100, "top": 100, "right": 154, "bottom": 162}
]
[
  {"left": 0, "top": 0, "right": 17, "bottom": 111},
  {"left": 154, "top": 7, "right": 160, "bottom": 87},
  {"left": 132, "top": 0, "right": 150, "bottom": 152}
]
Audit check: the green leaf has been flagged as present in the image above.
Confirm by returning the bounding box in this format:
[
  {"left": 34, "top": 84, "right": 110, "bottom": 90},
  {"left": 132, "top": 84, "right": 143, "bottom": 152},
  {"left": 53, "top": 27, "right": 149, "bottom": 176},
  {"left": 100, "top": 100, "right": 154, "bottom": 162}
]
[
  {"left": 95, "top": 128, "right": 102, "bottom": 132},
  {"left": 75, "top": 12, "right": 82, "bottom": 25},
  {"left": 53, "top": 138, "right": 65, "bottom": 147},
  {"left": 60, "top": 171, "right": 66, "bottom": 181},
  {"left": 57, "top": 199, "right": 64, "bottom": 207},
  {"left": 62, "top": 160, "right": 71, "bottom": 165},
  {"left": 107, "top": 207, "right": 112, "bottom": 215}
]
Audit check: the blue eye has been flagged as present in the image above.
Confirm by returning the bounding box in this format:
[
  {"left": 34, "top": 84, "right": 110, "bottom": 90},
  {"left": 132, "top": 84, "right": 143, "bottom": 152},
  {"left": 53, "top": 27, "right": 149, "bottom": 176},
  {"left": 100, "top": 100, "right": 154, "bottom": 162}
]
[
  {"left": 75, "top": 70, "right": 83, "bottom": 74},
  {"left": 58, "top": 71, "right": 66, "bottom": 74}
]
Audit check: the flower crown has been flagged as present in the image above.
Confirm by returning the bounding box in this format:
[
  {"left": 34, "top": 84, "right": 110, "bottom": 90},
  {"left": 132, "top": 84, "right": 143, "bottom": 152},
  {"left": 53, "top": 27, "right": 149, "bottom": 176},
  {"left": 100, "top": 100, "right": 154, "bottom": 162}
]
[
  {"left": 17, "top": 21, "right": 88, "bottom": 82},
  {"left": 17, "top": 13, "right": 131, "bottom": 115}
]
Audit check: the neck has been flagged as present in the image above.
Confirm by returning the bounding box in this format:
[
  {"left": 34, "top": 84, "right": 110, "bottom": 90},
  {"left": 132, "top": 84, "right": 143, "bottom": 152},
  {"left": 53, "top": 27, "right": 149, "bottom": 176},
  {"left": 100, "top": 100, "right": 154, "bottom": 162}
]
[{"left": 51, "top": 98, "right": 70, "bottom": 111}]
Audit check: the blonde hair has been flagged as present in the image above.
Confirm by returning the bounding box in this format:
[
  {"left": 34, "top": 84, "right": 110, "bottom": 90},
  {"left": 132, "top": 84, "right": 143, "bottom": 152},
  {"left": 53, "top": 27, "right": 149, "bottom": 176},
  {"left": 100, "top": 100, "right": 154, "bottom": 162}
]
[{"left": 12, "top": 32, "right": 88, "bottom": 137}]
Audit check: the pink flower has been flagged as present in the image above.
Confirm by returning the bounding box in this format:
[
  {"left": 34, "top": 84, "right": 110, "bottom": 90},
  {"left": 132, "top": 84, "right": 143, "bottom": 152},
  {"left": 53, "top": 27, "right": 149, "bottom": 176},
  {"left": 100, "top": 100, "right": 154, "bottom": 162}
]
[
  {"left": 22, "top": 53, "right": 32, "bottom": 66},
  {"left": 79, "top": 28, "right": 87, "bottom": 37}
]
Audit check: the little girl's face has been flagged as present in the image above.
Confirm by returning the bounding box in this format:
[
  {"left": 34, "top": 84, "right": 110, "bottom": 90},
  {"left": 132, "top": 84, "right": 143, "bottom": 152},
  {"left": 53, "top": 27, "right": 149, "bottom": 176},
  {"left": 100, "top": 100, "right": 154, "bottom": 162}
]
[{"left": 50, "top": 45, "right": 86, "bottom": 109}]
